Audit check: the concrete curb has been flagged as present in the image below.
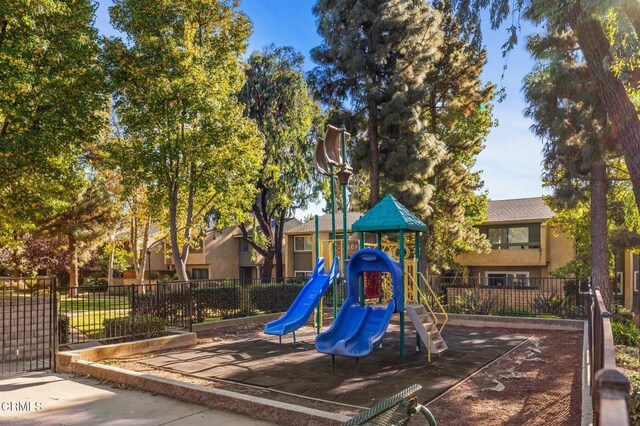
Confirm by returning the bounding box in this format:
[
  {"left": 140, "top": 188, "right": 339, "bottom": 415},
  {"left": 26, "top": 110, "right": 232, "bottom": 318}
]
[
  {"left": 70, "top": 360, "right": 349, "bottom": 426},
  {"left": 434, "top": 313, "right": 584, "bottom": 331},
  {"left": 581, "top": 321, "right": 593, "bottom": 426},
  {"left": 56, "top": 331, "right": 197, "bottom": 373}
]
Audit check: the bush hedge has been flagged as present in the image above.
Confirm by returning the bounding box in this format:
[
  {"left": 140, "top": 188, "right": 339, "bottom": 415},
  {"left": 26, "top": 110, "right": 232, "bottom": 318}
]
[
  {"left": 58, "top": 315, "right": 69, "bottom": 344},
  {"left": 612, "top": 320, "right": 640, "bottom": 347},
  {"left": 248, "top": 283, "right": 304, "bottom": 313},
  {"left": 80, "top": 277, "right": 108, "bottom": 292},
  {"left": 103, "top": 315, "right": 166, "bottom": 341}
]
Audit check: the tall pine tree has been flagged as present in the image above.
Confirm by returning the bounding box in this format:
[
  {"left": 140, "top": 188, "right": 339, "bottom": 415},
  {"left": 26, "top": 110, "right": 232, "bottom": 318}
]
[
  {"left": 310, "top": 0, "right": 445, "bottom": 215},
  {"left": 423, "top": 2, "right": 495, "bottom": 273},
  {"left": 524, "top": 28, "right": 614, "bottom": 299}
]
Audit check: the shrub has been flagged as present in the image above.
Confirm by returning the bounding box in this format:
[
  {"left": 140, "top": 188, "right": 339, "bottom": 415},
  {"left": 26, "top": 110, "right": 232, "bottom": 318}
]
[
  {"left": 80, "top": 277, "right": 108, "bottom": 292},
  {"left": 191, "top": 286, "right": 243, "bottom": 322},
  {"left": 221, "top": 308, "right": 258, "bottom": 320},
  {"left": 530, "top": 292, "right": 565, "bottom": 316},
  {"left": 249, "top": 282, "right": 304, "bottom": 313},
  {"left": 612, "top": 302, "right": 635, "bottom": 325},
  {"left": 612, "top": 320, "right": 640, "bottom": 347},
  {"left": 492, "top": 307, "right": 533, "bottom": 317},
  {"left": 103, "top": 315, "right": 166, "bottom": 341},
  {"left": 453, "top": 290, "right": 497, "bottom": 315},
  {"left": 58, "top": 315, "right": 69, "bottom": 344},
  {"left": 129, "top": 289, "right": 189, "bottom": 323}
]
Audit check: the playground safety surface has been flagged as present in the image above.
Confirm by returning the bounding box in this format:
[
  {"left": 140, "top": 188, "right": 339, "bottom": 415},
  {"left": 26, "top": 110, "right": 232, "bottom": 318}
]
[{"left": 105, "top": 322, "right": 540, "bottom": 415}]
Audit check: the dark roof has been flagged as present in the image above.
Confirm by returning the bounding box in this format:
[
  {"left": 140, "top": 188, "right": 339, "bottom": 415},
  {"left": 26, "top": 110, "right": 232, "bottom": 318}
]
[
  {"left": 233, "top": 218, "right": 302, "bottom": 237},
  {"left": 352, "top": 194, "right": 428, "bottom": 232},
  {"left": 486, "top": 197, "right": 554, "bottom": 223},
  {"left": 285, "top": 212, "right": 363, "bottom": 234}
]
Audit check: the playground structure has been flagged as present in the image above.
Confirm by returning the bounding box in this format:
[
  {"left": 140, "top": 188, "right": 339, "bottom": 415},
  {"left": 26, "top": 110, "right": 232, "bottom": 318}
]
[
  {"left": 266, "top": 124, "right": 448, "bottom": 364},
  {"left": 265, "top": 193, "right": 449, "bottom": 364}
]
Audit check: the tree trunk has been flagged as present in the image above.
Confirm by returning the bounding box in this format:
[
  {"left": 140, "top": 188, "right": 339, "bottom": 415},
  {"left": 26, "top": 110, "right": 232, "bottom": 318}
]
[
  {"left": 367, "top": 97, "right": 380, "bottom": 208},
  {"left": 261, "top": 253, "right": 274, "bottom": 281},
  {"left": 169, "top": 192, "right": 189, "bottom": 282},
  {"left": 590, "top": 155, "right": 610, "bottom": 305},
  {"left": 107, "top": 243, "right": 114, "bottom": 287},
  {"left": 274, "top": 209, "right": 286, "bottom": 279},
  {"left": 571, "top": 9, "right": 640, "bottom": 215},
  {"left": 68, "top": 235, "right": 78, "bottom": 297},
  {"left": 135, "top": 219, "right": 150, "bottom": 286}
]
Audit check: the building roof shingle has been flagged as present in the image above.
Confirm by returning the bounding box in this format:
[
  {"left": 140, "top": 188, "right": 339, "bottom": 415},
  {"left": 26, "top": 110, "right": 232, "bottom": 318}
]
[
  {"left": 285, "top": 212, "right": 363, "bottom": 234},
  {"left": 486, "top": 197, "right": 554, "bottom": 223}
]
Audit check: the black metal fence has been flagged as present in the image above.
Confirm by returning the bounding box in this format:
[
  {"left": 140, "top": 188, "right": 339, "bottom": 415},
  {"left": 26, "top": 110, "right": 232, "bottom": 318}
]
[
  {"left": 588, "top": 287, "right": 631, "bottom": 425},
  {"left": 58, "top": 276, "right": 320, "bottom": 345},
  {"left": 425, "top": 276, "right": 590, "bottom": 319},
  {"left": 1, "top": 277, "right": 56, "bottom": 375}
]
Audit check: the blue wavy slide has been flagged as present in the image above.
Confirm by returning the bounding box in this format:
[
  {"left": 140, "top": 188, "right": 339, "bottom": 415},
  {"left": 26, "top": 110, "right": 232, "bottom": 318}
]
[
  {"left": 264, "top": 257, "right": 339, "bottom": 337},
  {"left": 315, "top": 297, "right": 395, "bottom": 358}
]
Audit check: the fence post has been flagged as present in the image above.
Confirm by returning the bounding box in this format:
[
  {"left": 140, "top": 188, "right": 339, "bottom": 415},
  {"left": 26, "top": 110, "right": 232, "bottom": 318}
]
[
  {"left": 187, "top": 282, "right": 192, "bottom": 332},
  {"left": 594, "top": 368, "right": 631, "bottom": 426},
  {"left": 51, "top": 276, "right": 58, "bottom": 372}
]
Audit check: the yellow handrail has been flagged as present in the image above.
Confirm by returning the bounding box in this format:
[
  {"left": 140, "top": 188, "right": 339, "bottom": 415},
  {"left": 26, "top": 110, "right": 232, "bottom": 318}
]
[
  {"left": 407, "top": 273, "right": 438, "bottom": 329},
  {"left": 418, "top": 272, "right": 448, "bottom": 333}
]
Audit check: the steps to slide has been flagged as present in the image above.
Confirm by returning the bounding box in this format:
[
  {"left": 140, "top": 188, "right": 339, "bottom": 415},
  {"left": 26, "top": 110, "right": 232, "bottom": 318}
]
[
  {"left": 406, "top": 304, "right": 448, "bottom": 357},
  {"left": 264, "top": 257, "right": 338, "bottom": 337}
]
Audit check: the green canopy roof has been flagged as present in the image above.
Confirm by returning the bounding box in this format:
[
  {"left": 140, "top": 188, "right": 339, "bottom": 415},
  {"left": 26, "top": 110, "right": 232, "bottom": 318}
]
[{"left": 351, "top": 194, "right": 428, "bottom": 232}]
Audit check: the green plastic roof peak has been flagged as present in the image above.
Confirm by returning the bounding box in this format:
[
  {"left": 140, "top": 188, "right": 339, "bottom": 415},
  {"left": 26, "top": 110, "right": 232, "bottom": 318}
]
[{"left": 351, "top": 194, "right": 428, "bottom": 232}]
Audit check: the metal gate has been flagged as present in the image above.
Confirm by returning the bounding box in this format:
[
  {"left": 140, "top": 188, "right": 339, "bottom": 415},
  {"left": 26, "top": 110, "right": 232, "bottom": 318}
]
[{"left": 1, "top": 277, "right": 56, "bottom": 375}]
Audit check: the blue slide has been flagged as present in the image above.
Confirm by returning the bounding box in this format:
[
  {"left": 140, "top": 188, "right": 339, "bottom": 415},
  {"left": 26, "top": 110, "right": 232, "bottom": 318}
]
[
  {"left": 264, "top": 257, "right": 339, "bottom": 337},
  {"left": 315, "top": 297, "right": 395, "bottom": 357},
  {"left": 315, "top": 248, "right": 402, "bottom": 358}
]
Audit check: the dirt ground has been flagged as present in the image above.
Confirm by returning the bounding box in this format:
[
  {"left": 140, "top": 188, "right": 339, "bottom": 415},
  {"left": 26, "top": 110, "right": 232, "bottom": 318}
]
[
  {"left": 427, "top": 330, "right": 583, "bottom": 426},
  {"left": 103, "top": 324, "right": 583, "bottom": 425}
]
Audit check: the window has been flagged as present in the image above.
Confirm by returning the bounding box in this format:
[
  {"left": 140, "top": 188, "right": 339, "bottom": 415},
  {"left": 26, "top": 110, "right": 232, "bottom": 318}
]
[
  {"left": 508, "top": 227, "right": 529, "bottom": 244},
  {"left": 482, "top": 224, "right": 540, "bottom": 249},
  {"left": 295, "top": 270, "right": 313, "bottom": 278},
  {"left": 240, "top": 266, "right": 253, "bottom": 284},
  {"left": 191, "top": 268, "right": 209, "bottom": 280},
  {"left": 488, "top": 228, "right": 507, "bottom": 246},
  {"left": 239, "top": 238, "right": 250, "bottom": 253},
  {"left": 294, "top": 235, "right": 312, "bottom": 252},
  {"left": 486, "top": 272, "right": 530, "bottom": 287},
  {"left": 615, "top": 272, "right": 624, "bottom": 296}
]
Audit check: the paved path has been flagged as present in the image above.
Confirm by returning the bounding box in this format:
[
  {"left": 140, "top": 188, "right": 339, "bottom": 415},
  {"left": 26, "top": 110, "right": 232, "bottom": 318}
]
[{"left": 0, "top": 371, "right": 275, "bottom": 425}]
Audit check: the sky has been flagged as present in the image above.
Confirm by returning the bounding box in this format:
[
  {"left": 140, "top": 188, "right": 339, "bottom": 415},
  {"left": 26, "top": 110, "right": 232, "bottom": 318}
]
[{"left": 94, "top": 1, "right": 548, "bottom": 218}]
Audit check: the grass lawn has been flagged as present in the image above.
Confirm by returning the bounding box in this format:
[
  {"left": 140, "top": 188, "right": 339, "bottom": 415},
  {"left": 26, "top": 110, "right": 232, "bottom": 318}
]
[
  {"left": 59, "top": 294, "right": 130, "bottom": 312},
  {"left": 59, "top": 294, "right": 130, "bottom": 340},
  {"left": 66, "top": 310, "right": 129, "bottom": 340}
]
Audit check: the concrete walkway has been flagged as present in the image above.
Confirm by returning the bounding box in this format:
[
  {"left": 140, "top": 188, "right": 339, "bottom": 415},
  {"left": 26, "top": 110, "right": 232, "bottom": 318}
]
[{"left": 0, "top": 371, "right": 275, "bottom": 425}]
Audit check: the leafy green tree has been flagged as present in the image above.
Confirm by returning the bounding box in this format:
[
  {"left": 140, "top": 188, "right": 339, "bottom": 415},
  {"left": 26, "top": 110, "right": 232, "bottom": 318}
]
[
  {"left": 452, "top": 0, "right": 640, "bottom": 218},
  {"left": 0, "top": 0, "right": 106, "bottom": 241},
  {"left": 310, "top": 0, "right": 445, "bottom": 214},
  {"left": 40, "top": 176, "right": 120, "bottom": 296},
  {"left": 238, "top": 45, "right": 321, "bottom": 279},
  {"left": 104, "top": 0, "right": 264, "bottom": 281},
  {"left": 523, "top": 27, "right": 640, "bottom": 301},
  {"left": 423, "top": 2, "right": 494, "bottom": 272}
]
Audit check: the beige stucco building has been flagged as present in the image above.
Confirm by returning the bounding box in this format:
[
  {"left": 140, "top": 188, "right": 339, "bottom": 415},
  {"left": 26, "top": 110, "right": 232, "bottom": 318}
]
[{"left": 454, "top": 197, "right": 575, "bottom": 285}]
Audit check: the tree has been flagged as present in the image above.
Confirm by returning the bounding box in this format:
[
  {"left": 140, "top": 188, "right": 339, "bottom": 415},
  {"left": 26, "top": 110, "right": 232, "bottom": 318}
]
[
  {"left": 0, "top": 0, "right": 106, "bottom": 242},
  {"left": 40, "top": 176, "right": 120, "bottom": 296},
  {"left": 451, "top": 0, "right": 640, "bottom": 219},
  {"left": 104, "top": 0, "right": 264, "bottom": 281},
  {"left": 238, "top": 45, "right": 321, "bottom": 279},
  {"left": 422, "top": 2, "right": 494, "bottom": 273},
  {"left": 310, "top": 0, "right": 445, "bottom": 213},
  {"left": 523, "top": 27, "right": 618, "bottom": 300}
]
